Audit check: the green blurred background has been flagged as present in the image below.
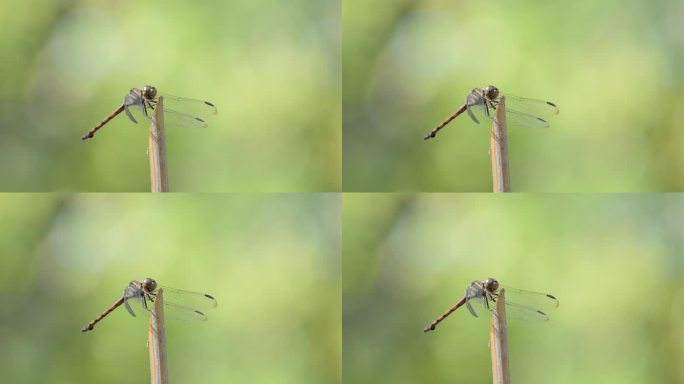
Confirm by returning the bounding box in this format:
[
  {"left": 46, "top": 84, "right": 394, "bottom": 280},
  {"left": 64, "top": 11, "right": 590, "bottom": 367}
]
[
  {"left": 0, "top": 193, "right": 340, "bottom": 383},
  {"left": 343, "top": 0, "right": 684, "bottom": 191},
  {"left": 0, "top": 0, "right": 340, "bottom": 191},
  {"left": 343, "top": 194, "right": 684, "bottom": 383}
]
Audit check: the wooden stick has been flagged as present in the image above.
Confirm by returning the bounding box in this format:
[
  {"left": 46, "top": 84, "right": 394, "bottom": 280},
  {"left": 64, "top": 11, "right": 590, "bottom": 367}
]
[
  {"left": 148, "top": 289, "right": 168, "bottom": 384},
  {"left": 149, "top": 96, "right": 169, "bottom": 192},
  {"left": 490, "top": 97, "right": 511, "bottom": 192},
  {"left": 490, "top": 289, "right": 510, "bottom": 384}
]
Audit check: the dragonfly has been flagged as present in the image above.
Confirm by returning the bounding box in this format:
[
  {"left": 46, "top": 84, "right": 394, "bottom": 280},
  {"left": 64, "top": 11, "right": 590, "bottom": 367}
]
[
  {"left": 81, "top": 277, "right": 217, "bottom": 333},
  {"left": 423, "top": 277, "right": 559, "bottom": 332},
  {"left": 423, "top": 85, "right": 559, "bottom": 140},
  {"left": 81, "top": 85, "right": 217, "bottom": 140}
]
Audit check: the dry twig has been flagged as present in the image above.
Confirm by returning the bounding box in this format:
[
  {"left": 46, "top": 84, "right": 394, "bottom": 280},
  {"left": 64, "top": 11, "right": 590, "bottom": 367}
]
[
  {"left": 148, "top": 289, "right": 168, "bottom": 384},
  {"left": 490, "top": 97, "right": 511, "bottom": 192},
  {"left": 490, "top": 289, "right": 510, "bottom": 384},
  {"left": 149, "top": 96, "right": 169, "bottom": 192}
]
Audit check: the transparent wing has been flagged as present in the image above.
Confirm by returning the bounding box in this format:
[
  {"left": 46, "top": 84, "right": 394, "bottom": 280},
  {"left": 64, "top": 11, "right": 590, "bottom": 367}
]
[
  {"left": 140, "top": 105, "right": 211, "bottom": 128},
  {"left": 138, "top": 297, "right": 211, "bottom": 322},
  {"left": 463, "top": 284, "right": 490, "bottom": 318},
  {"left": 156, "top": 285, "right": 218, "bottom": 311},
  {"left": 124, "top": 103, "right": 147, "bottom": 124},
  {"left": 162, "top": 108, "right": 210, "bottom": 128},
  {"left": 141, "top": 93, "right": 217, "bottom": 128},
  {"left": 123, "top": 91, "right": 144, "bottom": 124},
  {"left": 468, "top": 286, "right": 558, "bottom": 321},
  {"left": 123, "top": 296, "right": 139, "bottom": 317},
  {"left": 470, "top": 100, "right": 555, "bottom": 129},
  {"left": 466, "top": 103, "right": 496, "bottom": 124},
  {"left": 501, "top": 109, "right": 551, "bottom": 129},
  {"left": 156, "top": 299, "right": 210, "bottom": 322},
  {"left": 122, "top": 283, "right": 144, "bottom": 317},
  {"left": 140, "top": 286, "right": 217, "bottom": 322},
  {"left": 499, "top": 93, "right": 559, "bottom": 118},
  {"left": 465, "top": 295, "right": 482, "bottom": 317},
  {"left": 501, "top": 300, "right": 551, "bottom": 322},
  {"left": 158, "top": 93, "right": 218, "bottom": 118},
  {"left": 475, "top": 294, "right": 555, "bottom": 322},
  {"left": 500, "top": 285, "right": 559, "bottom": 314}
]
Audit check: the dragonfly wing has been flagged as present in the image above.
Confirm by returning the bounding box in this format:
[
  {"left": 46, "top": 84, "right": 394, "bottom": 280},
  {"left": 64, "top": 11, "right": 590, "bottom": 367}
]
[
  {"left": 503, "top": 109, "right": 551, "bottom": 129},
  {"left": 123, "top": 296, "right": 138, "bottom": 317},
  {"left": 159, "top": 300, "right": 210, "bottom": 322},
  {"left": 464, "top": 284, "right": 488, "bottom": 317},
  {"left": 123, "top": 284, "right": 145, "bottom": 317},
  {"left": 503, "top": 300, "right": 551, "bottom": 321},
  {"left": 156, "top": 285, "right": 218, "bottom": 311},
  {"left": 143, "top": 108, "right": 210, "bottom": 128},
  {"left": 122, "top": 90, "right": 145, "bottom": 123},
  {"left": 475, "top": 101, "right": 552, "bottom": 128},
  {"left": 465, "top": 298, "right": 480, "bottom": 317},
  {"left": 165, "top": 109, "right": 210, "bottom": 128},
  {"left": 139, "top": 296, "right": 210, "bottom": 322},
  {"left": 500, "top": 285, "right": 559, "bottom": 313},
  {"left": 159, "top": 93, "right": 218, "bottom": 117},
  {"left": 466, "top": 103, "right": 482, "bottom": 124},
  {"left": 466, "top": 103, "right": 496, "bottom": 125},
  {"left": 499, "top": 92, "right": 559, "bottom": 118},
  {"left": 123, "top": 104, "right": 139, "bottom": 124}
]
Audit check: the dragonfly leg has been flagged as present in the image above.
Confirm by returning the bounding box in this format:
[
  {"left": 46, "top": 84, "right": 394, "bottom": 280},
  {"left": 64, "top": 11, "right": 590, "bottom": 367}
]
[
  {"left": 142, "top": 293, "right": 151, "bottom": 310},
  {"left": 143, "top": 100, "right": 153, "bottom": 118}
]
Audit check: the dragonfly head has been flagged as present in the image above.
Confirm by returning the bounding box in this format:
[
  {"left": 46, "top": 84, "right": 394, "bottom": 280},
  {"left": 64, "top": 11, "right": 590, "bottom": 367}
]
[
  {"left": 483, "top": 85, "right": 499, "bottom": 100},
  {"left": 142, "top": 277, "right": 158, "bottom": 293},
  {"left": 142, "top": 85, "right": 158, "bottom": 100},
  {"left": 483, "top": 277, "right": 499, "bottom": 293}
]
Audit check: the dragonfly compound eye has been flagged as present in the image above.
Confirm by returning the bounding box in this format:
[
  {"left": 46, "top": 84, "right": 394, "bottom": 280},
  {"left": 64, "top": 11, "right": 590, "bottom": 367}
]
[
  {"left": 485, "top": 85, "right": 499, "bottom": 99},
  {"left": 142, "top": 85, "right": 158, "bottom": 99},
  {"left": 484, "top": 278, "right": 499, "bottom": 292},
  {"left": 143, "top": 278, "right": 158, "bottom": 292}
]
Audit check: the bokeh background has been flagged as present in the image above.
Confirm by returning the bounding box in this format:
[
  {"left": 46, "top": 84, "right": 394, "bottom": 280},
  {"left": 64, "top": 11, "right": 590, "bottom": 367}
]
[
  {"left": 343, "top": 194, "right": 684, "bottom": 383},
  {"left": 0, "top": 193, "right": 341, "bottom": 383},
  {"left": 343, "top": 0, "right": 684, "bottom": 191},
  {"left": 0, "top": 0, "right": 340, "bottom": 191}
]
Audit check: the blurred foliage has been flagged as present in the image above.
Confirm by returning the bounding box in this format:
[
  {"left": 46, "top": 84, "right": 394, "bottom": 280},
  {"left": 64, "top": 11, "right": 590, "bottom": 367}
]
[
  {"left": 343, "top": 193, "right": 684, "bottom": 383},
  {"left": 343, "top": 0, "right": 684, "bottom": 191},
  {"left": 0, "top": 0, "right": 340, "bottom": 191},
  {"left": 0, "top": 194, "right": 341, "bottom": 383}
]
